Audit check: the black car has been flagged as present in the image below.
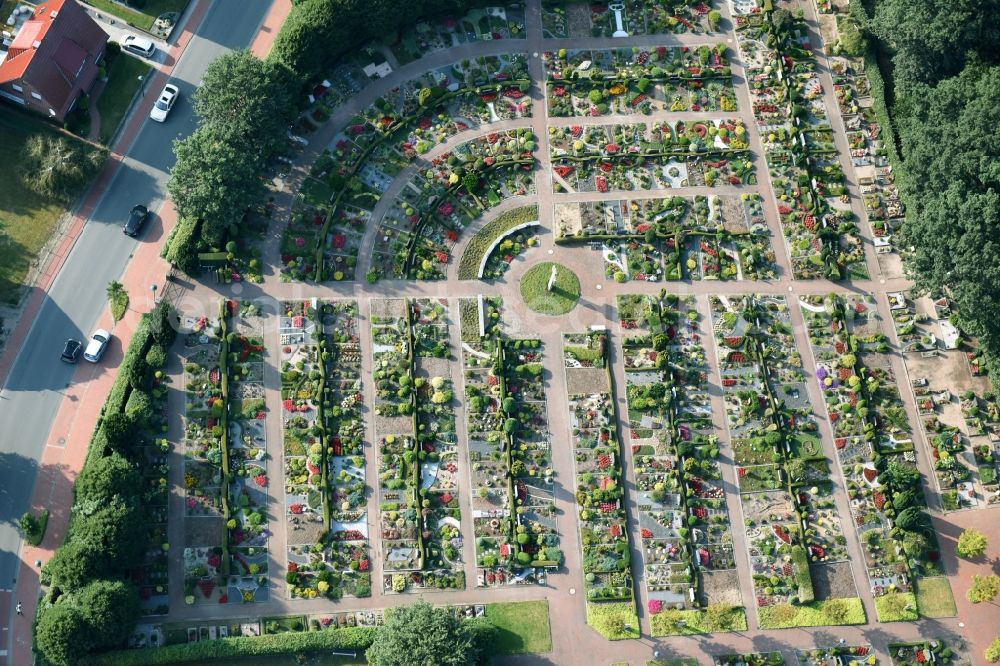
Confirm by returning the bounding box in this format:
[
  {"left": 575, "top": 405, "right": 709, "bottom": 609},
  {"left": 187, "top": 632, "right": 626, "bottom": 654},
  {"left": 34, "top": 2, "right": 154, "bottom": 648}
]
[
  {"left": 61, "top": 339, "right": 82, "bottom": 363},
  {"left": 124, "top": 204, "right": 149, "bottom": 237}
]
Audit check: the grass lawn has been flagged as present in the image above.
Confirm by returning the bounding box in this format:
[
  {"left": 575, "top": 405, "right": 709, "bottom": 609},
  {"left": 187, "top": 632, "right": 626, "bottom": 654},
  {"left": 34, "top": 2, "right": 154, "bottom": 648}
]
[
  {"left": 757, "top": 597, "right": 866, "bottom": 629},
  {"left": 97, "top": 53, "right": 152, "bottom": 144},
  {"left": 485, "top": 600, "right": 552, "bottom": 655},
  {"left": 520, "top": 262, "right": 580, "bottom": 315},
  {"left": 81, "top": 0, "right": 190, "bottom": 32},
  {"left": 650, "top": 606, "right": 748, "bottom": 636},
  {"left": 0, "top": 111, "right": 104, "bottom": 305},
  {"left": 586, "top": 601, "right": 640, "bottom": 641},
  {"left": 915, "top": 577, "right": 957, "bottom": 618}
]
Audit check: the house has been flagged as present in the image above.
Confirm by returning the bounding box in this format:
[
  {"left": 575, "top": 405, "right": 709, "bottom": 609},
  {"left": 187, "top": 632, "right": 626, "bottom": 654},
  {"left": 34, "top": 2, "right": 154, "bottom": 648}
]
[{"left": 0, "top": 0, "right": 108, "bottom": 121}]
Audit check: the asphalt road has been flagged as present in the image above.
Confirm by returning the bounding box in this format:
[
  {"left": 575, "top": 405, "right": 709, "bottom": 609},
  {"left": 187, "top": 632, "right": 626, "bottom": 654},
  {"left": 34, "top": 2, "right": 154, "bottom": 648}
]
[{"left": 0, "top": 0, "right": 273, "bottom": 588}]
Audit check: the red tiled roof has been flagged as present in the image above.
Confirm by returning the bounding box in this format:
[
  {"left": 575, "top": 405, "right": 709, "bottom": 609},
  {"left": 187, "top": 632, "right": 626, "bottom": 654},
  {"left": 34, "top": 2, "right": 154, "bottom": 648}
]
[{"left": 0, "top": 0, "right": 107, "bottom": 114}]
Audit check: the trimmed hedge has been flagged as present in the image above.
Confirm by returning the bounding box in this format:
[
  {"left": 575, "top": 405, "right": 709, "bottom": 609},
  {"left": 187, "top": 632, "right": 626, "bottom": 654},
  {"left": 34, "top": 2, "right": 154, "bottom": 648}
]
[
  {"left": 791, "top": 545, "right": 814, "bottom": 604},
  {"left": 457, "top": 205, "right": 538, "bottom": 280},
  {"left": 162, "top": 217, "right": 201, "bottom": 275},
  {"left": 81, "top": 627, "right": 377, "bottom": 666},
  {"left": 83, "top": 302, "right": 174, "bottom": 472}
]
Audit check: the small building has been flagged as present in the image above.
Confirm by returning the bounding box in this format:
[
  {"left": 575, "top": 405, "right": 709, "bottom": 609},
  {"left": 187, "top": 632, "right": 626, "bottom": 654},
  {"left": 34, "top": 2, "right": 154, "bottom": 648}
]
[{"left": 0, "top": 0, "right": 108, "bottom": 121}]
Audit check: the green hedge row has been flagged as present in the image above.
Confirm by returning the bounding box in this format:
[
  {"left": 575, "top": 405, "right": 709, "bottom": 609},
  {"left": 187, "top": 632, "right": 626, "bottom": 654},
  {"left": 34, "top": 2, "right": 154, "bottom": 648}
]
[
  {"left": 81, "top": 627, "right": 377, "bottom": 666},
  {"left": 83, "top": 303, "right": 172, "bottom": 472},
  {"left": 790, "top": 545, "right": 815, "bottom": 604},
  {"left": 456, "top": 205, "right": 538, "bottom": 279}
]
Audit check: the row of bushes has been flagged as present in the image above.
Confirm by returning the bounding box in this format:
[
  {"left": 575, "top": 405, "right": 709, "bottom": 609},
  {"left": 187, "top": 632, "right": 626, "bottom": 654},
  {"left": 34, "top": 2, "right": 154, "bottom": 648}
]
[
  {"left": 37, "top": 303, "right": 178, "bottom": 666},
  {"left": 81, "top": 627, "right": 377, "bottom": 666}
]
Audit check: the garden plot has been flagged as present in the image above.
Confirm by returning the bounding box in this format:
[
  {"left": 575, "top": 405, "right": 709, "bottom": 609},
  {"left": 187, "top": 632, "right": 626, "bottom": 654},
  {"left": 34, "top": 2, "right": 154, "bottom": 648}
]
[
  {"left": 563, "top": 332, "right": 640, "bottom": 631},
  {"left": 616, "top": 295, "right": 746, "bottom": 631},
  {"left": 284, "top": 300, "right": 372, "bottom": 601},
  {"left": 388, "top": 4, "right": 526, "bottom": 66},
  {"left": 225, "top": 303, "right": 270, "bottom": 605},
  {"left": 369, "top": 130, "right": 536, "bottom": 280},
  {"left": 796, "top": 645, "right": 876, "bottom": 666},
  {"left": 406, "top": 298, "right": 466, "bottom": 591},
  {"left": 180, "top": 314, "right": 228, "bottom": 606},
  {"left": 711, "top": 294, "right": 862, "bottom": 622},
  {"left": 543, "top": 0, "right": 720, "bottom": 39},
  {"left": 737, "top": 13, "right": 865, "bottom": 280},
  {"left": 544, "top": 45, "right": 735, "bottom": 117},
  {"left": 549, "top": 120, "right": 754, "bottom": 194}
]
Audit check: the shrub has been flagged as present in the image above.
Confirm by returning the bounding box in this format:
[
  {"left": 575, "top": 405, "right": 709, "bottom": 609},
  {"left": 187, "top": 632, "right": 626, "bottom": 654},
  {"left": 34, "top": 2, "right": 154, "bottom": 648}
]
[
  {"left": 987, "top": 636, "right": 1000, "bottom": 663},
  {"left": 957, "top": 529, "right": 988, "bottom": 558},
  {"left": 144, "top": 343, "right": 167, "bottom": 369}
]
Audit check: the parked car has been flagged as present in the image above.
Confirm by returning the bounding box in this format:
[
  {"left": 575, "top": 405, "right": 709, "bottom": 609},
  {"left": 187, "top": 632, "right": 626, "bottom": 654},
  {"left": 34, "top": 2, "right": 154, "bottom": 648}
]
[
  {"left": 121, "top": 34, "right": 155, "bottom": 58},
  {"left": 60, "top": 339, "right": 82, "bottom": 363},
  {"left": 83, "top": 329, "right": 112, "bottom": 363},
  {"left": 149, "top": 83, "right": 179, "bottom": 122},
  {"left": 124, "top": 204, "right": 149, "bottom": 237}
]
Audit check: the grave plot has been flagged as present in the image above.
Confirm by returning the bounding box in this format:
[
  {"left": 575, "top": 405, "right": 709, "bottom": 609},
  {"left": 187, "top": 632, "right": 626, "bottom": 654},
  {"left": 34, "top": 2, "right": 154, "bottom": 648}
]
[
  {"left": 369, "top": 130, "right": 536, "bottom": 280},
  {"left": 889, "top": 640, "right": 969, "bottom": 666},
  {"left": 544, "top": 45, "right": 735, "bottom": 117},
  {"left": 180, "top": 309, "right": 229, "bottom": 608},
  {"left": 549, "top": 120, "right": 754, "bottom": 194},
  {"left": 616, "top": 294, "right": 746, "bottom": 635},
  {"left": 369, "top": 299, "right": 421, "bottom": 592},
  {"left": 716, "top": 652, "right": 786, "bottom": 666},
  {"left": 796, "top": 645, "right": 876, "bottom": 666},
  {"left": 409, "top": 298, "right": 466, "bottom": 590},
  {"left": 827, "top": 56, "right": 906, "bottom": 277},
  {"left": 372, "top": 299, "right": 466, "bottom": 594},
  {"left": 735, "top": 9, "right": 865, "bottom": 280},
  {"left": 797, "top": 293, "right": 952, "bottom": 618},
  {"left": 894, "top": 294, "right": 999, "bottom": 509},
  {"left": 389, "top": 4, "right": 526, "bottom": 65},
  {"left": 458, "top": 297, "right": 515, "bottom": 586},
  {"left": 282, "top": 300, "right": 372, "bottom": 601},
  {"left": 563, "top": 331, "right": 640, "bottom": 636},
  {"left": 711, "top": 295, "right": 862, "bottom": 628},
  {"left": 543, "top": 0, "right": 721, "bottom": 39},
  {"left": 554, "top": 194, "right": 775, "bottom": 282},
  {"left": 289, "top": 55, "right": 534, "bottom": 283},
  {"left": 182, "top": 301, "right": 269, "bottom": 607},
  {"left": 224, "top": 302, "right": 270, "bottom": 604},
  {"left": 460, "top": 301, "right": 562, "bottom": 588}
]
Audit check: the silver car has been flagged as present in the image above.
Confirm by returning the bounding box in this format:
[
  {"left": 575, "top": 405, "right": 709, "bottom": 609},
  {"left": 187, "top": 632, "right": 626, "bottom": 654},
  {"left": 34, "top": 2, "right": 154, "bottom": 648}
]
[
  {"left": 150, "top": 84, "right": 179, "bottom": 122},
  {"left": 83, "top": 329, "right": 112, "bottom": 363},
  {"left": 121, "top": 34, "right": 155, "bottom": 58}
]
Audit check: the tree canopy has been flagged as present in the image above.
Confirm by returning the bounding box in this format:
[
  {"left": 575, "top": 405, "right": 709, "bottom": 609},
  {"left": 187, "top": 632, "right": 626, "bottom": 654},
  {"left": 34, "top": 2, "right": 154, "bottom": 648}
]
[
  {"left": 895, "top": 64, "right": 1000, "bottom": 375},
  {"left": 193, "top": 50, "right": 297, "bottom": 155},
  {"left": 870, "top": 0, "right": 1000, "bottom": 90},
  {"left": 366, "top": 601, "right": 493, "bottom": 666},
  {"left": 20, "top": 134, "right": 106, "bottom": 200},
  {"left": 74, "top": 451, "right": 142, "bottom": 505}
]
